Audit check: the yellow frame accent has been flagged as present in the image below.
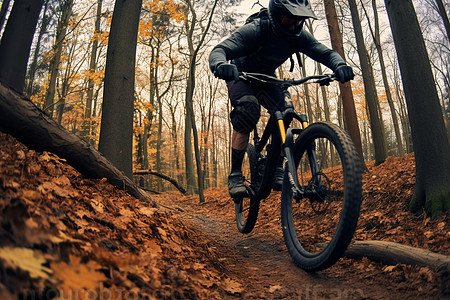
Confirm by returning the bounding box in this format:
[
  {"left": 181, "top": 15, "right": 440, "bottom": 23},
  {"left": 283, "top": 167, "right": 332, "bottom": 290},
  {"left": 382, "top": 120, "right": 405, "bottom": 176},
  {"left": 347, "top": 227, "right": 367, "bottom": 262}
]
[{"left": 278, "top": 120, "right": 286, "bottom": 143}]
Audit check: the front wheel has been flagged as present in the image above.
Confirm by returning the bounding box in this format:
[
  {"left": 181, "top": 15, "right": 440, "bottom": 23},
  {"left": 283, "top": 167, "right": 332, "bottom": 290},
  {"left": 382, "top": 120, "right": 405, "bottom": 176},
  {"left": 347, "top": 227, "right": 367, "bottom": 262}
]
[{"left": 281, "top": 122, "right": 362, "bottom": 271}]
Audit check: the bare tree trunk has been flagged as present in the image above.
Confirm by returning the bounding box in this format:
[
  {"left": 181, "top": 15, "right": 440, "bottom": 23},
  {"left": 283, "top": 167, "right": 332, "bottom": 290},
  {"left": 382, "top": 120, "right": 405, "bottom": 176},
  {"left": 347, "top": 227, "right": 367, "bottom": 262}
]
[
  {"left": 211, "top": 113, "right": 218, "bottom": 187},
  {"left": 300, "top": 55, "right": 314, "bottom": 123},
  {"left": 363, "top": 121, "right": 370, "bottom": 160},
  {"left": 323, "top": 0, "right": 367, "bottom": 170},
  {"left": 184, "top": 5, "right": 198, "bottom": 196},
  {"left": 83, "top": 0, "right": 103, "bottom": 143},
  {"left": 98, "top": 0, "right": 142, "bottom": 179},
  {"left": 363, "top": 0, "right": 404, "bottom": 156},
  {"left": 154, "top": 47, "right": 163, "bottom": 191},
  {"left": 385, "top": 0, "right": 450, "bottom": 217},
  {"left": 435, "top": 0, "right": 450, "bottom": 41},
  {"left": 0, "top": 0, "right": 44, "bottom": 93},
  {"left": 0, "top": 0, "right": 11, "bottom": 33},
  {"left": 337, "top": 92, "right": 343, "bottom": 129},
  {"left": 26, "top": 0, "right": 50, "bottom": 96},
  {"left": 183, "top": 0, "right": 218, "bottom": 202},
  {"left": 348, "top": 0, "right": 387, "bottom": 166},
  {"left": 56, "top": 31, "right": 80, "bottom": 125},
  {"left": 320, "top": 64, "right": 338, "bottom": 166},
  {"left": 169, "top": 104, "right": 181, "bottom": 184},
  {"left": 392, "top": 60, "right": 413, "bottom": 153},
  {"left": 43, "top": 0, "right": 73, "bottom": 116}
]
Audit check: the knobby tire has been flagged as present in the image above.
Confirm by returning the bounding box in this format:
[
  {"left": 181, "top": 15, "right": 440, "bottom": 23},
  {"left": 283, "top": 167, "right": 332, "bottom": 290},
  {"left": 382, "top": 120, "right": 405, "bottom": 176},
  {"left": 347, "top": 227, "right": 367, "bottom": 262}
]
[{"left": 281, "top": 122, "right": 362, "bottom": 271}]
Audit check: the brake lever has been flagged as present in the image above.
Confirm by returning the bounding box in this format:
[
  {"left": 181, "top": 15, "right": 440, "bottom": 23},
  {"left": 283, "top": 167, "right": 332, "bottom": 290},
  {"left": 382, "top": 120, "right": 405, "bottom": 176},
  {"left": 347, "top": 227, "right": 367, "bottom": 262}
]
[{"left": 316, "top": 74, "right": 336, "bottom": 86}]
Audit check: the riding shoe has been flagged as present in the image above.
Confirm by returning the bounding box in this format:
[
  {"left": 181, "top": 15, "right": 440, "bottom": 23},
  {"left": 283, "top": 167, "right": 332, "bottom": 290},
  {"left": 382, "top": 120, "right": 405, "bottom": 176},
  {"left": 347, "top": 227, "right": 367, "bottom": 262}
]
[
  {"left": 272, "top": 166, "right": 284, "bottom": 191},
  {"left": 228, "top": 171, "right": 248, "bottom": 198}
]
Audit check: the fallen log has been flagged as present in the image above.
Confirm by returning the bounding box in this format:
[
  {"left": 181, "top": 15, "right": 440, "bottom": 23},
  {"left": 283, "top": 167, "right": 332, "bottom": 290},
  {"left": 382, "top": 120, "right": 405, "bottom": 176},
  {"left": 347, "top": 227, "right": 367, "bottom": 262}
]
[
  {"left": 134, "top": 170, "right": 186, "bottom": 194},
  {"left": 318, "top": 240, "right": 450, "bottom": 270},
  {"left": 0, "top": 82, "right": 153, "bottom": 204}
]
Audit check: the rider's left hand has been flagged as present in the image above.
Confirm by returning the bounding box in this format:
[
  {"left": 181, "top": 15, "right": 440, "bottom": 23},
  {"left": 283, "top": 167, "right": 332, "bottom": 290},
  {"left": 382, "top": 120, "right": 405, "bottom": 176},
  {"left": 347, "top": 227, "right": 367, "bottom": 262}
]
[{"left": 335, "top": 65, "right": 355, "bottom": 83}]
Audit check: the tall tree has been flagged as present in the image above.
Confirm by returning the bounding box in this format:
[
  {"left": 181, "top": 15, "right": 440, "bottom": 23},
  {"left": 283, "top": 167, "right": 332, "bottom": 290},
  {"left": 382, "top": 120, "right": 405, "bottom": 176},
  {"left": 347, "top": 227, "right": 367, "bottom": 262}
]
[
  {"left": 361, "top": 0, "right": 404, "bottom": 156},
  {"left": 434, "top": 0, "right": 450, "bottom": 41},
  {"left": 183, "top": 0, "right": 218, "bottom": 201},
  {"left": 348, "top": 0, "right": 387, "bottom": 165},
  {"left": 98, "top": 0, "right": 143, "bottom": 179},
  {"left": 82, "top": 0, "right": 103, "bottom": 143},
  {"left": 26, "top": 0, "right": 51, "bottom": 96},
  {"left": 384, "top": 0, "right": 450, "bottom": 217},
  {"left": 43, "top": 0, "right": 74, "bottom": 116},
  {"left": 323, "top": 0, "right": 367, "bottom": 169},
  {"left": 0, "top": 0, "right": 44, "bottom": 92},
  {"left": 0, "top": 0, "right": 12, "bottom": 35}
]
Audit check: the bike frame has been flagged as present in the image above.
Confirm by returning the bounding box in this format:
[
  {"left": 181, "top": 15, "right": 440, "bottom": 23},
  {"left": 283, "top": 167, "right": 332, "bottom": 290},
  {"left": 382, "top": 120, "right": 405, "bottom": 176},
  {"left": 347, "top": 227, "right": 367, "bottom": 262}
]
[{"left": 242, "top": 72, "right": 332, "bottom": 202}]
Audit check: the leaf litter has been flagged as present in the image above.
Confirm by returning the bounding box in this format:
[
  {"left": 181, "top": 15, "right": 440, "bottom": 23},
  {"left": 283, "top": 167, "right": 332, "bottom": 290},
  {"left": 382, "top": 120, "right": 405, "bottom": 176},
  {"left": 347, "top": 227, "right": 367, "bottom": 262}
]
[
  {"left": 1, "top": 131, "right": 449, "bottom": 299},
  {"left": 0, "top": 133, "right": 240, "bottom": 299}
]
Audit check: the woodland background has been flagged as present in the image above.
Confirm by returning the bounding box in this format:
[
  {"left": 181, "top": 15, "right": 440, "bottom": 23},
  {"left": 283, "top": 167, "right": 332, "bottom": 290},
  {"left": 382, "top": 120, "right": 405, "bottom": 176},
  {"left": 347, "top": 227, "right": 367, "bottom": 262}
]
[
  {"left": 0, "top": 0, "right": 449, "bottom": 213},
  {"left": 0, "top": 0, "right": 449, "bottom": 298}
]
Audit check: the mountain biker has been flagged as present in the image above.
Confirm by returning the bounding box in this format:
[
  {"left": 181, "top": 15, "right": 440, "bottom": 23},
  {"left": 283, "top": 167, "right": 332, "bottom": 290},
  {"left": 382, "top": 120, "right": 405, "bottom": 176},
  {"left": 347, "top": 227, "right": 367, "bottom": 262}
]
[{"left": 209, "top": 0, "right": 354, "bottom": 198}]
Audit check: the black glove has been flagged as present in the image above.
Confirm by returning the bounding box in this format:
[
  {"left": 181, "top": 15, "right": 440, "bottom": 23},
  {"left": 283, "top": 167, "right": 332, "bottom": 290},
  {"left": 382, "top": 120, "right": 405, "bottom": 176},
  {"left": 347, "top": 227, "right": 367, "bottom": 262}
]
[
  {"left": 215, "top": 63, "right": 239, "bottom": 81},
  {"left": 335, "top": 65, "right": 355, "bottom": 83}
]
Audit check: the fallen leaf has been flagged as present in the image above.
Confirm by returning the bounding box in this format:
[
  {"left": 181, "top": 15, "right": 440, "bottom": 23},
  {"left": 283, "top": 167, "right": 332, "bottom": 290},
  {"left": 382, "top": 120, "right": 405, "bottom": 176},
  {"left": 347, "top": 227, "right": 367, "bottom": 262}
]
[
  {"left": 221, "top": 278, "right": 243, "bottom": 294},
  {"left": 119, "top": 208, "right": 134, "bottom": 218},
  {"left": 0, "top": 247, "right": 52, "bottom": 279},
  {"left": 16, "top": 150, "right": 25, "bottom": 160},
  {"left": 269, "top": 284, "right": 282, "bottom": 293},
  {"left": 22, "top": 189, "right": 42, "bottom": 201},
  {"left": 39, "top": 151, "right": 66, "bottom": 163},
  {"left": 90, "top": 198, "right": 104, "bottom": 214},
  {"left": 383, "top": 265, "right": 396, "bottom": 272},
  {"left": 54, "top": 175, "right": 71, "bottom": 187},
  {"left": 51, "top": 255, "right": 106, "bottom": 295},
  {"left": 139, "top": 207, "right": 157, "bottom": 217}
]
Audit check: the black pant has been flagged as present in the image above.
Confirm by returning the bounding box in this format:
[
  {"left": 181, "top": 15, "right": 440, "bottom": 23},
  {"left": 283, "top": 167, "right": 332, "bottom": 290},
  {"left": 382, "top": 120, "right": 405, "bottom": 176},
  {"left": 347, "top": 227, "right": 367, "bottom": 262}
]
[{"left": 227, "top": 79, "right": 284, "bottom": 133}]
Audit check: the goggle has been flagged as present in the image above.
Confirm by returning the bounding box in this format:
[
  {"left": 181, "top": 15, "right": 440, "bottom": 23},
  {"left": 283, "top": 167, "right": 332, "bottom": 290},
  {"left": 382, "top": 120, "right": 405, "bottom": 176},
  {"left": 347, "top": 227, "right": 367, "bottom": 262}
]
[{"left": 280, "top": 15, "right": 305, "bottom": 31}]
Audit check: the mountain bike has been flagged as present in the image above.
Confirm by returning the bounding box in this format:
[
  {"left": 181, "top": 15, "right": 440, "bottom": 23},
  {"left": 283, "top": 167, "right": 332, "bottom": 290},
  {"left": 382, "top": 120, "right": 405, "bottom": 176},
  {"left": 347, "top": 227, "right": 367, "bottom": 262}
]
[{"left": 234, "top": 72, "right": 362, "bottom": 271}]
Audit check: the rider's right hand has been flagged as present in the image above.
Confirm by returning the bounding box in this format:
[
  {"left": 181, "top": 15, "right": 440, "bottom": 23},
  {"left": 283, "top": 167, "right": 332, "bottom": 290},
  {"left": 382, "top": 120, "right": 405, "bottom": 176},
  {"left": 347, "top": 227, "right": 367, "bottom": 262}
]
[
  {"left": 334, "top": 65, "right": 355, "bottom": 83},
  {"left": 215, "top": 63, "right": 239, "bottom": 81}
]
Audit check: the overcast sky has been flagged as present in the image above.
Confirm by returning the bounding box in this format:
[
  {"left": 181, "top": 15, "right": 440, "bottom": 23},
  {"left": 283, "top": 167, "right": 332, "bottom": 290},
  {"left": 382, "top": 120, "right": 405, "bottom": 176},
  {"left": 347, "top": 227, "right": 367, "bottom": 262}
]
[{"left": 235, "top": 0, "right": 270, "bottom": 14}]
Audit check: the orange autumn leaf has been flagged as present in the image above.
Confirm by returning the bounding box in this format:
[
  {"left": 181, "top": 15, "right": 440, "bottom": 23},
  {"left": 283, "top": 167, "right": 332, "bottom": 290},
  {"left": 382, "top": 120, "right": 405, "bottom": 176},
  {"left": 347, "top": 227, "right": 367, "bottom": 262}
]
[{"left": 51, "top": 255, "right": 107, "bottom": 297}]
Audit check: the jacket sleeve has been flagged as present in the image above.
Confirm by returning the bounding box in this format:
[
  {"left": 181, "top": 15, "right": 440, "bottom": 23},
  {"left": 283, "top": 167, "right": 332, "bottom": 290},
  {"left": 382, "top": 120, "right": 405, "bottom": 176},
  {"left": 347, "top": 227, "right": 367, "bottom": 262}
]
[
  {"left": 209, "top": 21, "right": 261, "bottom": 74},
  {"left": 296, "top": 30, "right": 347, "bottom": 71}
]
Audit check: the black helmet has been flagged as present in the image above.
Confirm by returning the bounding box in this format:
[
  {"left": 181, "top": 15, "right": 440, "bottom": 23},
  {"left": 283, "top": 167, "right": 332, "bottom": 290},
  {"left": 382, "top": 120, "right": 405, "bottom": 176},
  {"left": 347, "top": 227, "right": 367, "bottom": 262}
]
[{"left": 268, "top": 0, "right": 318, "bottom": 38}]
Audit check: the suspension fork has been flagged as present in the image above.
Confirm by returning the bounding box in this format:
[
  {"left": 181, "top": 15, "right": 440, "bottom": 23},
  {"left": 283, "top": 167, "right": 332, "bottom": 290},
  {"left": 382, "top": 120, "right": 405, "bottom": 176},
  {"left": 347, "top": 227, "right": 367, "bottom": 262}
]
[
  {"left": 282, "top": 127, "right": 304, "bottom": 200},
  {"left": 277, "top": 111, "right": 317, "bottom": 200}
]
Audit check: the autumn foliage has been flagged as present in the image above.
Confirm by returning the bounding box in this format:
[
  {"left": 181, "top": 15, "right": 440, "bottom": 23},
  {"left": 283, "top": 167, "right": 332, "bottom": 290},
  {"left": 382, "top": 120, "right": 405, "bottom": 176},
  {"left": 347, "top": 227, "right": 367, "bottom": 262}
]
[{"left": 0, "top": 132, "right": 242, "bottom": 299}]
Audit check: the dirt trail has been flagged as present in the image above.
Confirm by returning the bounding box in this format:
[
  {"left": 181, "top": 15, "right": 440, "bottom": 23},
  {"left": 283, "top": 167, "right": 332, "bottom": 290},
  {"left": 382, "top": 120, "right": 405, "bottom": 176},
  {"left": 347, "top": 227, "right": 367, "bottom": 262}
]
[
  {"left": 151, "top": 154, "right": 449, "bottom": 299},
  {"left": 155, "top": 193, "right": 412, "bottom": 300}
]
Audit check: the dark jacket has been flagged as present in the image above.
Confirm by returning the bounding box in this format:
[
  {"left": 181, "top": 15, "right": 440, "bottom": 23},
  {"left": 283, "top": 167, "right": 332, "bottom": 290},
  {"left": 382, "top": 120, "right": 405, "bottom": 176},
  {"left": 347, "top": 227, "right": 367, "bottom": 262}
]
[{"left": 209, "top": 19, "right": 346, "bottom": 75}]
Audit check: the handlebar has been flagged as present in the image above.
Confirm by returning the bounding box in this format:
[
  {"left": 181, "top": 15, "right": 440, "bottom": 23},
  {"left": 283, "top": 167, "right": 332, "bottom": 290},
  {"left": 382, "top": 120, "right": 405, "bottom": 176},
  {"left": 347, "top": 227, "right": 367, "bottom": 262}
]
[{"left": 238, "top": 72, "right": 337, "bottom": 87}]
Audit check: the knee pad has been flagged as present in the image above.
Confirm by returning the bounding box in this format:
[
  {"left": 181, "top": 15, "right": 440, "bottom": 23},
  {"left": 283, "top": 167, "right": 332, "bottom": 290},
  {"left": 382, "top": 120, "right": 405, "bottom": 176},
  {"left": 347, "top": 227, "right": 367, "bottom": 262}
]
[{"left": 230, "top": 95, "right": 261, "bottom": 134}]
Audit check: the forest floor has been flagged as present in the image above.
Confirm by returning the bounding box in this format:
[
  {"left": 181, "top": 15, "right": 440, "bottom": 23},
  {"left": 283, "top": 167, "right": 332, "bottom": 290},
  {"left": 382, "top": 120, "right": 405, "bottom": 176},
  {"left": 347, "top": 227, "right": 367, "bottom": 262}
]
[{"left": 0, "top": 131, "right": 449, "bottom": 299}]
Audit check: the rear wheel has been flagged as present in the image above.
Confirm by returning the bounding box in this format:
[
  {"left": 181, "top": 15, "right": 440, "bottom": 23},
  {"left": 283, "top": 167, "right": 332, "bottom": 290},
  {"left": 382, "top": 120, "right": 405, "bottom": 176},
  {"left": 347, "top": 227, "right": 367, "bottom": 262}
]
[
  {"left": 281, "top": 122, "right": 362, "bottom": 271},
  {"left": 235, "top": 144, "right": 260, "bottom": 234}
]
